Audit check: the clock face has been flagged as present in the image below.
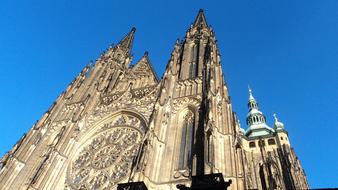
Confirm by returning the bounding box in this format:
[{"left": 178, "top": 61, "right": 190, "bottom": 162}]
[{"left": 68, "top": 126, "right": 142, "bottom": 190}]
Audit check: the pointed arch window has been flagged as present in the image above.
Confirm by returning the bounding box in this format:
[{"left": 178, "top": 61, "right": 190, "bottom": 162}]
[
  {"left": 189, "top": 44, "right": 198, "bottom": 79},
  {"left": 178, "top": 111, "right": 195, "bottom": 170},
  {"left": 206, "top": 131, "right": 214, "bottom": 164},
  {"left": 189, "top": 62, "right": 196, "bottom": 79}
]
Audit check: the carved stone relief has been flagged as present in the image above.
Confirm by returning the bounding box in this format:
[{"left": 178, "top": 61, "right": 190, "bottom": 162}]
[
  {"left": 85, "top": 85, "right": 159, "bottom": 131},
  {"left": 172, "top": 96, "right": 201, "bottom": 113},
  {"left": 216, "top": 91, "right": 223, "bottom": 115}
]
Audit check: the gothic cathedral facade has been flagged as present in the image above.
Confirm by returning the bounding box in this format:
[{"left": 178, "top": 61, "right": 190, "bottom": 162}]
[{"left": 0, "top": 10, "right": 309, "bottom": 190}]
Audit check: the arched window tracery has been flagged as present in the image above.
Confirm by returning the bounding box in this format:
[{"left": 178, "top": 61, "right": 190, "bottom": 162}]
[
  {"left": 66, "top": 113, "right": 146, "bottom": 190},
  {"left": 189, "top": 44, "right": 198, "bottom": 79},
  {"left": 178, "top": 110, "right": 195, "bottom": 170}
]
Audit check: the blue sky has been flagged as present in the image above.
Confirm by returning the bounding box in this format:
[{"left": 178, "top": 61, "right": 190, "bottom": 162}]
[{"left": 0, "top": 0, "right": 337, "bottom": 188}]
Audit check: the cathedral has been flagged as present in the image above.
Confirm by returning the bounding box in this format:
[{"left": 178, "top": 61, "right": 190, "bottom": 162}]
[{"left": 0, "top": 10, "right": 309, "bottom": 190}]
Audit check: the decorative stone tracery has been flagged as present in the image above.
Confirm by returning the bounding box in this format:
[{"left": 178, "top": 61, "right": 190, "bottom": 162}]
[
  {"left": 66, "top": 114, "right": 145, "bottom": 190},
  {"left": 172, "top": 96, "right": 201, "bottom": 113}
]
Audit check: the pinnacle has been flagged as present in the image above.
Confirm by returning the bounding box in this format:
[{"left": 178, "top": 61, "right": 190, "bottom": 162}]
[
  {"left": 138, "top": 51, "right": 150, "bottom": 64},
  {"left": 117, "top": 27, "right": 136, "bottom": 53},
  {"left": 132, "top": 51, "right": 159, "bottom": 82},
  {"left": 138, "top": 51, "right": 149, "bottom": 62},
  {"left": 248, "top": 85, "right": 255, "bottom": 101},
  {"left": 193, "top": 9, "right": 208, "bottom": 28},
  {"left": 273, "top": 113, "right": 278, "bottom": 122},
  {"left": 175, "top": 38, "right": 180, "bottom": 46}
]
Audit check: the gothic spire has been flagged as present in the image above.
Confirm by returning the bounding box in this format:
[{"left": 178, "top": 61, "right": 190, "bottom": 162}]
[
  {"left": 116, "top": 27, "right": 136, "bottom": 53},
  {"left": 193, "top": 9, "right": 208, "bottom": 28},
  {"left": 98, "top": 28, "right": 135, "bottom": 68},
  {"left": 176, "top": 10, "right": 217, "bottom": 80}
]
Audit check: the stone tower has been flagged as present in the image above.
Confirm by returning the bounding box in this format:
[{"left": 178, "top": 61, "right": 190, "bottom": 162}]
[{"left": 0, "top": 10, "right": 309, "bottom": 190}]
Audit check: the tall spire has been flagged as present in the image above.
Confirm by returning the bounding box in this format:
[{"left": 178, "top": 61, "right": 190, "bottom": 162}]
[
  {"left": 177, "top": 10, "right": 215, "bottom": 80},
  {"left": 193, "top": 9, "right": 208, "bottom": 28},
  {"left": 116, "top": 27, "right": 136, "bottom": 53}
]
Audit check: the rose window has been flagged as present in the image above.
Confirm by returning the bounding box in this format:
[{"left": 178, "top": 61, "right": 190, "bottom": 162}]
[{"left": 68, "top": 126, "right": 142, "bottom": 190}]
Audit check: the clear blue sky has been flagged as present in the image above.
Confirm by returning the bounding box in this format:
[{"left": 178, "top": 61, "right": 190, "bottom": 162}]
[{"left": 0, "top": 0, "right": 337, "bottom": 188}]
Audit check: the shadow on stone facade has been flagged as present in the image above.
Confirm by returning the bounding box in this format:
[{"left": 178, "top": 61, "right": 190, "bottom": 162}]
[
  {"left": 117, "top": 181, "right": 148, "bottom": 190},
  {"left": 117, "top": 173, "right": 232, "bottom": 190},
  {"left": 176, "top": 173, "right": 232, "bottom": 190}
]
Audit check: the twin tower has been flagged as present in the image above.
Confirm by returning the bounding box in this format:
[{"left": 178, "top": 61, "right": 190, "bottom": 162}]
[{"left": 0, "top": 10, "right": 309, "bottom": 190}]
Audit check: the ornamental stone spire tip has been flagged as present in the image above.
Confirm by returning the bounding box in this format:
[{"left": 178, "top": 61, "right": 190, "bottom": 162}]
[
  {"left": 193, "top": 9, "right": 208, "bottom": 28},
  {"left": 116, "top": 27, "right": 136, "bottom": 53}
]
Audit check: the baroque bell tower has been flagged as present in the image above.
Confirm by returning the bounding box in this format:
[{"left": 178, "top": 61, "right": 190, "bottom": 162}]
[{"left": 0, "top": 10, "right": 309, "bottom": 190}]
